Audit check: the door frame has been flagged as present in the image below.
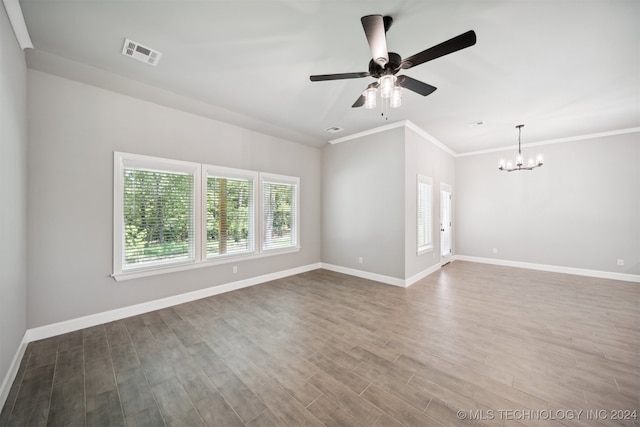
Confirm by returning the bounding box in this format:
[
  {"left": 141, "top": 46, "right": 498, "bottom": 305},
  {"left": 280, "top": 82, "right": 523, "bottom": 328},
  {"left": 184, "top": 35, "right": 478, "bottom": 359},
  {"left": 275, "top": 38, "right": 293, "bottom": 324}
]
[{"left": 440, "top": 183, "right": 453, "bottom": 266}]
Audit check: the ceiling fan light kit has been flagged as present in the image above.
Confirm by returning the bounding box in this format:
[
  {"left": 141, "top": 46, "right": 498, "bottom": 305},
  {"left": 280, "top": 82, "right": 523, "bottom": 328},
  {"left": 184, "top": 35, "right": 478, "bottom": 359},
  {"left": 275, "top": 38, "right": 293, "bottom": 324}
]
[
  {"left": 362, "top": 75, "right": 403, "bottom": 111},
  {"left": 364, "top": 86, "right": 377, "bottom": 109},
  {"left": 390, "top": 86, "right": 402, "bottom": 108},
  {"left": 379, "top": 75, "right": 396, "bottom": 99},
  {"left": 309, "top": 14, "right": 477, "bottom": 117},
  {"left": 498, "top": 125, "right": 544, "bottom": 172}
]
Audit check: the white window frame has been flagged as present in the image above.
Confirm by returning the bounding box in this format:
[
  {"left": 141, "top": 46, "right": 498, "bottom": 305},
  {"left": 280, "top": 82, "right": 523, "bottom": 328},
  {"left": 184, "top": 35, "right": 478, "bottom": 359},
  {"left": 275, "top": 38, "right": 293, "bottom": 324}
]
[
  {"left": 417, "top": 174, "right": 433, "bottom": 254},
  {"left": 260, "top": 173, "right": 300, "bottom": 253},
  {"left": 202, "top": 165, "right": 259, "bottom": 261},
  {"left": 113, "top": 152, "right": 202, "bottom": 278},
  {"left": 113, "top": 152, "right": 301, "bottom": 281}
]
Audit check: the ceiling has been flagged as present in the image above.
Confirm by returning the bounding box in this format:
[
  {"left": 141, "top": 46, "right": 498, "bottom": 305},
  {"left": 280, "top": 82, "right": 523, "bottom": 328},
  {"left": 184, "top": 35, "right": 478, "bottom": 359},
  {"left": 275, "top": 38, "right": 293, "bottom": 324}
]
[{"left": 18, "top": 0, "right": 640, "bottom": 153}]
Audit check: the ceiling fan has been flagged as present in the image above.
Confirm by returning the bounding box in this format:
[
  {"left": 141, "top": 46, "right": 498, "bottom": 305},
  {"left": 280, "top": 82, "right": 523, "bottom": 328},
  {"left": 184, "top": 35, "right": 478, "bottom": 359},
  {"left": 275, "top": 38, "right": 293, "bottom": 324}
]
[{"left": 310, "top": 15, "right": 476, "bottom": 108}]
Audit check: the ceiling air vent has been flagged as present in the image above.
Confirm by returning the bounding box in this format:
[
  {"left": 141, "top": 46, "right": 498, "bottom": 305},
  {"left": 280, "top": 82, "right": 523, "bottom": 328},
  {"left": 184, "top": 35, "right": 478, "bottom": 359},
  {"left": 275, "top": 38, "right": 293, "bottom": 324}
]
[
  {"left": 324, "top": 126, "right": 344, "bottom": 134},
  {"left": 122, "top": 38, "right": 162, "bottom": 66}
]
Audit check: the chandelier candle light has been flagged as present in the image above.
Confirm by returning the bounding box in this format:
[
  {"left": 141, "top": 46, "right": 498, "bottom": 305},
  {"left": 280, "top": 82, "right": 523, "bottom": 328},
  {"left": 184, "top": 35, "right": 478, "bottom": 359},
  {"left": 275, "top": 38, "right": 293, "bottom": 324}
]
[{"left": 499, "top": 124, "right": 544, "bottom": 172}]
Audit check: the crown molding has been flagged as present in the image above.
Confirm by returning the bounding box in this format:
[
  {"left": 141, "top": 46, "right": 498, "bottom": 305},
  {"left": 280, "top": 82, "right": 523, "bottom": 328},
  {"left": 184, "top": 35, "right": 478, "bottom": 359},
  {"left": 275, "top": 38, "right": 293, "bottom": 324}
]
[
  {"left": 2, "top": 0, "right": 33, "bottom": 50},
  {"left": 328, "top": 120, "right": 407, "bottom": 145},
  {"left": 456, "top": 127, "right": 640, "bottom": 157},
  {"left": 328, "top": 120, "right": 456, "bottom": 157},
  {"left": 329, "top": 121, "right": 639, "bottom": 159},
  {"left": 404, "top": 120, "right": 456, "bottom": 157}
]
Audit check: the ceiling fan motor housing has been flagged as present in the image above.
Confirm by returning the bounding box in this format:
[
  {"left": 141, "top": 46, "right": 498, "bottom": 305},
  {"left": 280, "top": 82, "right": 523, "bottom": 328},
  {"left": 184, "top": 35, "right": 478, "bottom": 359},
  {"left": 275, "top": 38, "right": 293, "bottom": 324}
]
[{"left": 368, "top": 52, "right": 402, "bottom": 78}]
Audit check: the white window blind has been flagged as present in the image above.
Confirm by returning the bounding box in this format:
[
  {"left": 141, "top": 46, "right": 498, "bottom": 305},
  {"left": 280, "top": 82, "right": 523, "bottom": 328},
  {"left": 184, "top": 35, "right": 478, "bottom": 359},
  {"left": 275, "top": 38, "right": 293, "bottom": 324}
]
[
  {"left": 206, "top": 168, "right": 256, "bottom": 258},
  {"left": 116, "top": 154, "right": 199, "bottom": 272},
  {"left": 262, "top": 174, "right": 299, "bottom": 251},
  {"left": 417, "top": 174, "right": 433, "bottom": 253}
]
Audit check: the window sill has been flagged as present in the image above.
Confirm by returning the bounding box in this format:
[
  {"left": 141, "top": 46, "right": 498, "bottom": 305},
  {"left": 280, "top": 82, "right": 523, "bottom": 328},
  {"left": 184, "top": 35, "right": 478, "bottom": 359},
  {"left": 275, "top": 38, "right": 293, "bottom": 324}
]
[
  {"left": 112, "top": 246, "right": 301, "bottom": 282},
  {"left": 417, "top": 245, "right": 434, "bottom": 256}
]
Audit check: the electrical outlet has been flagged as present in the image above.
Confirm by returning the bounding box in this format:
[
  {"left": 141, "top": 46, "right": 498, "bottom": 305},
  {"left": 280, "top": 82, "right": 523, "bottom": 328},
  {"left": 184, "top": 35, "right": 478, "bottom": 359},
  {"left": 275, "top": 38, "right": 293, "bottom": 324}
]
[
  {"left": 492, "top": 248, "right": 498, "bottom": 254},
  {"left": 358, "top": 257, "right": 363, "bottom": 264},
  {"left": 233, "top": 265, "right": 238, "bottom": 274},
  {"left": 617, "top": 259, "right": 624, "bottom": 266}
]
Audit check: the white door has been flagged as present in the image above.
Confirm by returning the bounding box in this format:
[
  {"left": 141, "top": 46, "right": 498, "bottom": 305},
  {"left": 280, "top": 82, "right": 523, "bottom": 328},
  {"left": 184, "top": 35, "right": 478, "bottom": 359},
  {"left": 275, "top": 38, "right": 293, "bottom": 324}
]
[{"left": 440, "top": 184, "right": 452, "bottom": 265}]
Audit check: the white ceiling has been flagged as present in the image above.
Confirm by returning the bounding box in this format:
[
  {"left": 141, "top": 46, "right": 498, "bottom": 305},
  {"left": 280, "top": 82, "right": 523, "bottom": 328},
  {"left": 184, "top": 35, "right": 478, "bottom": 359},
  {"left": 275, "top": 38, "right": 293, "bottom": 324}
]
[{"left": 18, "top": 0, "right": 640, "bottom": 152}]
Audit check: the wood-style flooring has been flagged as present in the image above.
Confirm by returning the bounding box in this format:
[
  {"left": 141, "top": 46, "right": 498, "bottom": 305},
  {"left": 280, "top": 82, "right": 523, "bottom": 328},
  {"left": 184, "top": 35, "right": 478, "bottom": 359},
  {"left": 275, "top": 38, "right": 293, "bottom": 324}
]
[{"left": 1, "top": 261, "right": 639, "bottom": 426}]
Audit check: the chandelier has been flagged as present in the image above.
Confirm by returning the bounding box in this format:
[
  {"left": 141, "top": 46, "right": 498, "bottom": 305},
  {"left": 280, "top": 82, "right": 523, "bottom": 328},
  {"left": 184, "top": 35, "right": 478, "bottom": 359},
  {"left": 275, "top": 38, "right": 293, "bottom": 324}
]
[
  {"left": 363, "top": 75, "right": 403, "bottom": 113},
  {"left": 498, "top": 124, "right": 544, "bottom": 172}
]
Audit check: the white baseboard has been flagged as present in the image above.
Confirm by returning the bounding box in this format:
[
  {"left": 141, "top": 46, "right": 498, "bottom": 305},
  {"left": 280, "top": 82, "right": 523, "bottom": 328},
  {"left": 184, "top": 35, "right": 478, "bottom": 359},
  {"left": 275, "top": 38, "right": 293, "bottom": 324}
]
[
  {"left": 405, "top": 263, "right": 442, "bottom": 287},
  {"left": 320, "top": 262, "right": 442, "bottom": 288},
  {"left": 0, "top": 334, "right": 28, "bottom": 414},
  {"left": 25, "top": 262, "right": 322, "bottom": 343},
  {"left": 454, "top": 255, "right": 640, "bottom": 283},
  {"left": 320, "top": 263, "right": 407, "bottom": 287}
]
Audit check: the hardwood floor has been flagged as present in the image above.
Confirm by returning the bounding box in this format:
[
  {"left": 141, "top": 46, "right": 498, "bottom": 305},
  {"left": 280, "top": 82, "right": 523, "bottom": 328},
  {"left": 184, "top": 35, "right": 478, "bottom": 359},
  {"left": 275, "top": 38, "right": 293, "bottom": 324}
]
[{"left": 1, "top": 261, "right": 638, "bottom": 426}]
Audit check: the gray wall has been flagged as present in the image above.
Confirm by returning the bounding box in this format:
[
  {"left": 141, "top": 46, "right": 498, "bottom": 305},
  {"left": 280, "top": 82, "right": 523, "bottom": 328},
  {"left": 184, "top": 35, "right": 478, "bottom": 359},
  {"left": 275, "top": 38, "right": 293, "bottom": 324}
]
[
  {"left": 455, "top": 132, "right": 640, "bottom": 275},
  {"left": 0, "top": 3, "right": 28, "bottom": 395},
  {"left": 322, "top": 127, "right": 406, "bottom": 279},
  {"left": 27, "top": 70, "right": 322, "bottom": 328},
  {"left": 321, "top": 124, "right": 457, "bottom": 281},
  {"left": 404, "top": 127, "right": 456, "bottom": 278}
]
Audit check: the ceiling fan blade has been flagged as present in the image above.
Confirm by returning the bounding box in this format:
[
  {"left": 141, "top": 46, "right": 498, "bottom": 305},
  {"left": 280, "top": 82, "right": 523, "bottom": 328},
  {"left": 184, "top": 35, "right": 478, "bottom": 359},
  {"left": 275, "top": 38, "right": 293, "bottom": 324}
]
[
  {"left": 396, "top": 75, "right": 437, "bottom": 96},
  {"left": 400, "top": 30, "right": 476, "bottom": 70},
  {"left": 310, "top": 72, "right": 370, "bottom": 82},
  {"left": 352, "top": 95, "right": 365, "bottom": 108},
  {"left": 361, "top": 15, "right": 389, "bottom": 67}
]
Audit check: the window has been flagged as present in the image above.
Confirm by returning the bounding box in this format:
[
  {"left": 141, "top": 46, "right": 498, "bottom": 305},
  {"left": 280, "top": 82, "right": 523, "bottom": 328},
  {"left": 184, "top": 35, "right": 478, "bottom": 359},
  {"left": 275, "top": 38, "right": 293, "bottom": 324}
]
[
  {"left": 113, "top": 152, "right": 300, "bottom": 280},
  {"left": 262, "top": 174, "right": 299, "bottom": 251},
  {"left": 114, "top": 153, "right": 200, "bottom": 273},
  {"left": 417, "top": 174, "right": 433, "bottom": 253},
  {"left": 205, "top": 166, "right": 257, "bottom": 258}
]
